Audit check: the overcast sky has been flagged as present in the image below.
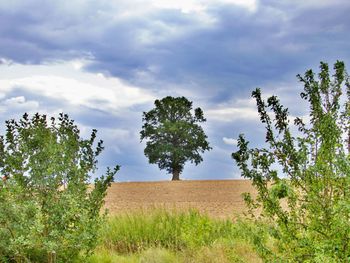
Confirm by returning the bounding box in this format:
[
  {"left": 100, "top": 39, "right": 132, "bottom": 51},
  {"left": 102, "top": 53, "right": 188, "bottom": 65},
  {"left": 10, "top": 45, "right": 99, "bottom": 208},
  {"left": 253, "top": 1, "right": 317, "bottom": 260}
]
[{"left": 0, "top": 0, "right": 349, "bottom": 181}]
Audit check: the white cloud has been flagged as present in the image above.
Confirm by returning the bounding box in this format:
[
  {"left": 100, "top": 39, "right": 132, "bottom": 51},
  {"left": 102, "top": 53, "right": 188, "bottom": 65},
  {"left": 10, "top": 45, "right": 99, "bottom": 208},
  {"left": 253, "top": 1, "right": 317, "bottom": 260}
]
[
  {"left": 232, "top": 97, "right": 256, "bottom": 107},
  {"left": 0, "top": 96, "right": 39, "bottom": 114},
  {"left": 223, "top": 137, "right": 238, "bottom": 146},
  {"left": 152, "top": 0, "right": 258, "bottom": 13},
  {"left": 0, "top": 60, "right": 156, "bottom": 115},
  {"left": 219, "top": 0, "right": 257, "bottom": 12},
  {"left": 206, "top": 96, "right": 259, "bottom": 123},
  {"left": 207, "top": 106, "right": 258, "bottom": 122},
  {"left": 4, "top": 96, "right": 26, "bottom": 105},
  {"left": 71, "top": 59, "right": 87, "bottom": 70},
  {"left": 0, "top": 57, "right": 13, "bottom": 66},
  {"left": 152, "top": 0, "right": 206, "bottom": 13}
]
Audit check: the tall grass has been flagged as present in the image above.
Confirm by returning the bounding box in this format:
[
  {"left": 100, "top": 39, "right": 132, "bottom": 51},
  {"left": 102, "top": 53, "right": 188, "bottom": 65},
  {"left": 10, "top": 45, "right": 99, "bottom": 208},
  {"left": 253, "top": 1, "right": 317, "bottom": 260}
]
[
  {"left": 101, "top": 209, "right": 235, "bottom": 252},
  {"left": 87, "top": 209, "right": 270, "bottom": 263}
]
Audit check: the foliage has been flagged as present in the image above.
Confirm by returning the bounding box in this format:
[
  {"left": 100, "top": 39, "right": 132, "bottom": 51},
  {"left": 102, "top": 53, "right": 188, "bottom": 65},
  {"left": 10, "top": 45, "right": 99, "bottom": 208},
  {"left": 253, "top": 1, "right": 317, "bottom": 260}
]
[
  {"left": 0, "top": 113, "right": 119, "bottom": 263},
  {"left": 140, "top": 96, "right": 211, "bottom": 180},
  {"left": 232, "top": 61, "right": 350, "bottom": 261},
  {"left": 89, "top": 209, "right": 264, "bottom": 263}
]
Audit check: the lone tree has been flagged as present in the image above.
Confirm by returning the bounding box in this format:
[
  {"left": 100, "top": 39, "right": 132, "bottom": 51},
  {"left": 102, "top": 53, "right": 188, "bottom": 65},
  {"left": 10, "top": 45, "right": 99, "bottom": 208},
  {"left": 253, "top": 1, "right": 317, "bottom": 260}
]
[
  {"left": 0, "top": 113, "right": 119, "bottom": 262},
  {"left": 233, "top": 61, "right": 350, "bottom": 261},
  {"left": 141, "top": 96, "right": 211, "bottom": 180}
]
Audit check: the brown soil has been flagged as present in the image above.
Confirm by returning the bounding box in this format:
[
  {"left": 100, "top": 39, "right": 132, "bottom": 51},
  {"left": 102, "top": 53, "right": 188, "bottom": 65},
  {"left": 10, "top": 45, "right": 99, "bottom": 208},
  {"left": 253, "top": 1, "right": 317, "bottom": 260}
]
[{"left": 104, "top": 180, "right": 257, "bottom": 219}]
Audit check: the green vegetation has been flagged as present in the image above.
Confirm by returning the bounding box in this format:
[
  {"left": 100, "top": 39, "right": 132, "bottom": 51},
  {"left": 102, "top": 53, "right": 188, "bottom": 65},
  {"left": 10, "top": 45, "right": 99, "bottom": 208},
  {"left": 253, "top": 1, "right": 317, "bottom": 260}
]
[
  {"left": 88, "top": 209, "right": 265, "bottom": 263},
  {"left": 0, "top": 113, "right": 119, "bottom": 263},
  {"left": 233, "top": 61, "right": 350, "bottom": 261},
  {"left": 140, "top": 96, "right": 211, "bottom": 180}
]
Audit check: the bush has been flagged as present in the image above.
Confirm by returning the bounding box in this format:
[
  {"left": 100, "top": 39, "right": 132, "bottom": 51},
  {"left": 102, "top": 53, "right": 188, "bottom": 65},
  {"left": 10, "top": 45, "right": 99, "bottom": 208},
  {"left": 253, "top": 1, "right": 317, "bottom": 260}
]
[
  {"left": 0, "top": 113, "right": 119, "bottom": 262},
  {"left": 233, "top": 61, "right": 350, "bottom": 261}
]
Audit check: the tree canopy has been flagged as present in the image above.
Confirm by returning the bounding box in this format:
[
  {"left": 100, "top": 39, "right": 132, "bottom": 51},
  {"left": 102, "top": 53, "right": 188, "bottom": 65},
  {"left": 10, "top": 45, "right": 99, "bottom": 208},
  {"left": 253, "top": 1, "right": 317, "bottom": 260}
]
[
  {"left": 140, "top": 96, "right": 211, "bottom": 180},
  {"left": 232, "top": 61, "right": 350, "bottom": 261}
]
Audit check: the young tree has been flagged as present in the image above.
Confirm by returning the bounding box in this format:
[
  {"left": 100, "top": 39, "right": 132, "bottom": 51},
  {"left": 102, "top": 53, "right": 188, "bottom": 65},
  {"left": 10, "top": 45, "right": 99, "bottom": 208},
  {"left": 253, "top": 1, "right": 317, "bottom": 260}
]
[
  {"left": 232, "top": 61, "right": 350, "bottom": 261},
  {"left": 0, "top": 113, "right": 119, "bottom": 263},
  {"left": 140, "top": 96, "right": 211, "bottom": 180}
]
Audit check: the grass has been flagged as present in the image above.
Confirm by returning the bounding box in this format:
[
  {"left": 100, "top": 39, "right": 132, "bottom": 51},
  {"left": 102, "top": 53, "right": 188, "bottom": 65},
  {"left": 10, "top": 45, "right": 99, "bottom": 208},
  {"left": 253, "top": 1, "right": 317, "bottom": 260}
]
[{"left": 86, "top": 209, "right": 272, "bottom": 263}]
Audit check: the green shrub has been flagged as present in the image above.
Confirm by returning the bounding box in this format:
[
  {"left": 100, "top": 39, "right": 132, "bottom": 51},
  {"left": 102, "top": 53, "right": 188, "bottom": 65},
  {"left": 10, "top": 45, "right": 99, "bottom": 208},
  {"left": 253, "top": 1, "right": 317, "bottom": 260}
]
[
  {"left": 0, "top": 113, "right": 119, "bottom": 262},
  {"left": 233, "top": 61, "right": 350, "bottom": 261}
]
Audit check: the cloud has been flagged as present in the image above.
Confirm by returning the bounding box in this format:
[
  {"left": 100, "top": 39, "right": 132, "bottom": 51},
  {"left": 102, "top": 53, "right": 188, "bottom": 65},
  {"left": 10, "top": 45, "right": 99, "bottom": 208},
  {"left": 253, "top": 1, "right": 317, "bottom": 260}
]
[
  {"left": 0, "top": 96, "right": 39, "bottom": 114},
  {"left": 207, "top": 107, "right": 258, "bottom": 122},
  {"left": 206, "top": 97, "right": 259, "bottom": 122},
  {"left": 4, "top": 96, "right": 25, "bottom": 105},
  {"left": 0, "top": 0, "right": 349, "bottom": 105},
  {"left": 0, "top": 57, "right": 13, "bottom": 66},
  {"left": 151, "top": 0, "right": 258, "bottom": 14},
  {"left": 0, "top": 61, "right": 155, "bottom": 114},
  {"left": 222, "top": 137, "right": 238, "bottom": 146},
  {"left": 0, "top": 1, "right": 349, "bottom": 181}
]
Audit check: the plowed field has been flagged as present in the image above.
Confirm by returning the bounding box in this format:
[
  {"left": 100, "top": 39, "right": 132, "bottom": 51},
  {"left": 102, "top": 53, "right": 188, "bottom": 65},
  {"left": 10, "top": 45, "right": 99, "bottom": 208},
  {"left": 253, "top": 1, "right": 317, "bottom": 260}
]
[{"left": 104, "top": 180, "right": 257, "bottom": 219}]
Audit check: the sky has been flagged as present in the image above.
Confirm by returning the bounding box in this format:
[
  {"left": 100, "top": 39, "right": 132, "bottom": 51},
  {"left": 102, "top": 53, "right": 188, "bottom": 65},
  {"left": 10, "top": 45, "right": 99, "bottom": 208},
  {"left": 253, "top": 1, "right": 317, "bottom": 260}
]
[{"left": 0, "top": 0, "right": 349, "bottom": 181}]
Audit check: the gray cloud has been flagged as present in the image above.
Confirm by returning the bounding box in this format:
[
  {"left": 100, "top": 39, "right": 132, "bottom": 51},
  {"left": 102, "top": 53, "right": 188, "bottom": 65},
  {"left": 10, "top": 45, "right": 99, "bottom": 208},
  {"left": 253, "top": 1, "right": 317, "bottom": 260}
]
[
  {"left": 0, "top": 1, "right": 349, "bottom": 180},
  {"left": 1, "top": 1, "right": 349, "bottom": 95}
]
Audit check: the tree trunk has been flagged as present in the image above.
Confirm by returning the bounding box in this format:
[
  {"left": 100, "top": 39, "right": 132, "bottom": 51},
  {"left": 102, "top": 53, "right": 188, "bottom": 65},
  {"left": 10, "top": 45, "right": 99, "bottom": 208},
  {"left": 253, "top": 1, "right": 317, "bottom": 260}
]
[{"left": 172, "top": 169, "right": 180, "bottom": 181}]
